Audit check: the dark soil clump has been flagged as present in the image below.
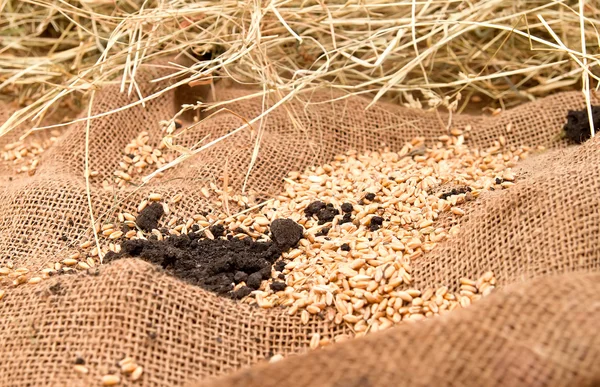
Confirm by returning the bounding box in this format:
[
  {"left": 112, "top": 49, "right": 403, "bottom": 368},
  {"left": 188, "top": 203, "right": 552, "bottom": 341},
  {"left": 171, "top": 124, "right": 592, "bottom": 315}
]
[
  {"left": 364, "top": 193, "right": 376, "bottom": 201},
  {"left": 340, "top": 243, "right": 350, "bottom": 251},
  {"left": 316, "top": 204, "right": 339, "bottom": 225},
  {"left": 274, "top": 260, "right": 287, "bottom": 272},
  {"left": 304, "top": 201, "right": 326, "bottom": 217},
  {"left": 341, "top": 202, "right": 353, "bottom": 213},
  {"left": 340, "top": 213, "right": 353, "bottom": 224},
  {"left": 270, "top": 219, "right": 304, "bottom": 249},
  {"left": 209, "top": 224, "right": 225, "bottom": 238},
  {"left": 136, "top": 202, "right": 164, "bottom": 232},
  {"left": 232, "top": 286, "right": 252, "bottom": 299},
  {"left": 105, "top": 218, "right": 304, "bottom": 298},
  {"left": 369, "top": 216, "right": 384, "bottom": 231},
  {"left": 563, "top": 106, "right": 600, "bottom": 144},
  {"left": 316, "top": 227, "right": 330, "bottom": 236},
  {"left": 270, "top": 281, "right": 286, "bottom": 292}
]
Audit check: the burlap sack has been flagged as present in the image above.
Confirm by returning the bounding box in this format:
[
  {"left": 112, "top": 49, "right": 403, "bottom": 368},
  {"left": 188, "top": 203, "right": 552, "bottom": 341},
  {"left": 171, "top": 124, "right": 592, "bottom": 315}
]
[{"left": 0, "top": 62, "right": 599, "bottom": 386}]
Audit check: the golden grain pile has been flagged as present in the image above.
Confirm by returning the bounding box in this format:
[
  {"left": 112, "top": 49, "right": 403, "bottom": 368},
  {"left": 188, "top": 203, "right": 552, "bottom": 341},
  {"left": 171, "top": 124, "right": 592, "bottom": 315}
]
[
  {"left": 235, "top": 129, "right": 530, "bottom": 345},
  {"left": 0, "top": 125, "right": 536, "bottom": 349}
]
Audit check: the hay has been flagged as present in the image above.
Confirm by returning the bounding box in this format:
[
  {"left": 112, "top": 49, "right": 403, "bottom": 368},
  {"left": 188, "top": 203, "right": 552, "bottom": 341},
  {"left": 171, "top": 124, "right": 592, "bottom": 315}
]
[{"left": 1, "top": 0, "right": 599, "bottom": 139}]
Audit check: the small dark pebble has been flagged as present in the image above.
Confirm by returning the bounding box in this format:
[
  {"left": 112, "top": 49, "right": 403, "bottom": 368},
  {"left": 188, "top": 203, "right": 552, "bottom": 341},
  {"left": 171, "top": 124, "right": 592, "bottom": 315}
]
[
  {"left": 60, "top": 234, "right": 68, "bottom": 242},
  {"left": 246, "top": 272, "right": 263, "bottom": 290},
  {"left": 74, "top": 357, "right": 85, "bottom": 365},
  {"left": 340, "top": 243, "right": 350, "bottom": 251},
  {"left": 121, "top": 224, "right": 130, "bottom": 233},
  {"left": 341, "top": 202, "right": 353, "bottom": 213},
  {"left": 365, "top": 193, "right": 376, "bottom": 201},
  {"left": 305, "top": 201, "right": 326, "bottom": 217},
  {"left": 270, "top": 281, "right": 286, "bottom": 292},
  {"left": 68, "top": 219, "right": 74, "bottom": 227},
  {"left": 191, "top": 224, "right": 200, "bottom": 232},
  {"left": 148, "top": 331, "right": 157, "bottom": 340},
  {"left": 495, "top": 177, "right": 504, "bottom": 184}
]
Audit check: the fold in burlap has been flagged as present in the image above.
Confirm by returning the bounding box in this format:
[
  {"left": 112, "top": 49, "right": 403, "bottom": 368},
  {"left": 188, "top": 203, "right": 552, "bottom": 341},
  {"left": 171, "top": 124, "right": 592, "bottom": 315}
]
[{"left": 0, "top": 63, "right": 599, "bottom": 386}]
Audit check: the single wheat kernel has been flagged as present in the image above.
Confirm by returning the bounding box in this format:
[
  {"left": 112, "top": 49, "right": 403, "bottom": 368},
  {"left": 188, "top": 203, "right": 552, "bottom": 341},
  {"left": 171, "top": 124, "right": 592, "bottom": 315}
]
[
  {"left": 131, "top": 366, "right": 143, "bottom": 381},
  {"left": 309, "top": 333, "right": 320, "bottom": 349},
  {"left": 101, "top": 374, "right": 120, "bottom": 386},
  {"left": 73, "top": 365, "right": 89, "bottom": 374}
]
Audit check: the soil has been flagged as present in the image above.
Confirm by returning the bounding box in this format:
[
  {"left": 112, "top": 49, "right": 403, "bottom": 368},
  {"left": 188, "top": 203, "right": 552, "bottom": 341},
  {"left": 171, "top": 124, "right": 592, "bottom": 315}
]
[
  {"left": 304, "top": 201, "right": 326, "bottom": 217},
  {"left": 439, "top": 186, "right": 472, "bottom": 200},
  {"left": 270, "top": 281, "right": 286, "bottom": 292},
  {"left": 136, "top": 202, "right": 165, "bottom": 232},
  {"left": 316, "top": 204, "right": 339, "bottom": 225},
  {"left": 340, "top": 213, "right": 353, "bottom": 224},
  {"left": 369, "top": 216, "right": 384, "bottom": 231},
  {"left": 270, "top": 219, "right": 304, "bottom": 250},
  {"left": 274, "top": 260, "right": 287, "bottom": 272},
  {"left": 105, "top": 218, "right": 304, "bottom": 299},
  {"left": 316, "top": 227, "right": 330, "bottom": 236},
  {"left": 563, "top": 106, "right": 600, "bottom": 144}
]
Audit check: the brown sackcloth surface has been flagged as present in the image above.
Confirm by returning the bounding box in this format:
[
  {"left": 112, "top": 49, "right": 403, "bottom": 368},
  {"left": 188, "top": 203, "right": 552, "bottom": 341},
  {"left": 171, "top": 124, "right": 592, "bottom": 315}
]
[{"left": 0, "top": 62, "right": 599, "bottom": 386}]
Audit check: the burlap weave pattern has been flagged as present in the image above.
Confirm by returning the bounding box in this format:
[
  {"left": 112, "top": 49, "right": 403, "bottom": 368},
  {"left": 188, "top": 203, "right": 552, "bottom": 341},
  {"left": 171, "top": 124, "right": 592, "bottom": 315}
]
[{"left": 0, "top": 63, "right": 599, "bottom": 386}]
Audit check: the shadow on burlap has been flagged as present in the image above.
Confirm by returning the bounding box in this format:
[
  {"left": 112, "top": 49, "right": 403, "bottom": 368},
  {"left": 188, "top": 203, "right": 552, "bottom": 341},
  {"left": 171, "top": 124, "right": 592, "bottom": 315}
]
[{"left": 0, "top": 63, "right": 599, "bottom": 386}]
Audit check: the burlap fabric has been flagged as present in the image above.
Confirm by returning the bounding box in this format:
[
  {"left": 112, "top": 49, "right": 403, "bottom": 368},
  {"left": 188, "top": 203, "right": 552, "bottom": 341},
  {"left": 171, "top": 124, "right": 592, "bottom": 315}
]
[{"left": 0, "top": 63, "right": 599, "bottom": 386}]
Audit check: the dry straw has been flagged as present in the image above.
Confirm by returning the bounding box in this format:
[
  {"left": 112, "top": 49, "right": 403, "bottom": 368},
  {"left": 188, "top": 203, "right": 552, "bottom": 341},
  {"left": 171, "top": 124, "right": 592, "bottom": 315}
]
[{"left": 1, "top": 0, "right": 599, "bottom": 142}]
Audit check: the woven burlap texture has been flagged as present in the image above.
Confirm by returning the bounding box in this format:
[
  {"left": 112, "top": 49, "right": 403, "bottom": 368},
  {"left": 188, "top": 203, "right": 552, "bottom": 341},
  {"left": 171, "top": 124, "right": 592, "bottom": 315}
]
[{"left": 0, "top": 63, "right": 599, "bottom": 386}]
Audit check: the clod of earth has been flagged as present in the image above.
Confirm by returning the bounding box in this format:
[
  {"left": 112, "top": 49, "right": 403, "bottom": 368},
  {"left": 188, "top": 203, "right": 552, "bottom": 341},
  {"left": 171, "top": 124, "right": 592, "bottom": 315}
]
[
  {"left": 304, "top": 201, "right": 326, "bottom": 217},
  {"left": 341, "top": 202, "right": 353, "bottom": 213},
  {"left": 136, "top": 202, "right": 164, "bottom": 232},
  {"left": 270, "top": 218, "right": 304, "bottom": 250},
  {"left": 563, "top": 105, "right": 600, "bottom": 144},
  {"left": 316, "top": 204, "right": 339, "bottom": 225},
  {"left": 105, "top": 218, "right": 303, "bottom": 297},
  {"left": 369, "top": 216, "right": 384, "bottom": 231}
]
